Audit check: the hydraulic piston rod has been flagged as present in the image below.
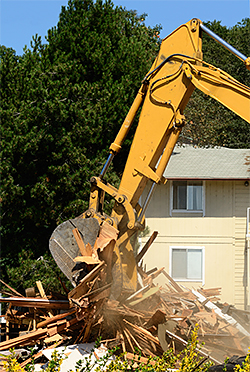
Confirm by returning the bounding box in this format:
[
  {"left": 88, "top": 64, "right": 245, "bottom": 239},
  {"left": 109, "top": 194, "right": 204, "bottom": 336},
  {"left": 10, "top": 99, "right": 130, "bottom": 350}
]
[{"left": 200, "top": 22, "right": 250, "bottom": 69}]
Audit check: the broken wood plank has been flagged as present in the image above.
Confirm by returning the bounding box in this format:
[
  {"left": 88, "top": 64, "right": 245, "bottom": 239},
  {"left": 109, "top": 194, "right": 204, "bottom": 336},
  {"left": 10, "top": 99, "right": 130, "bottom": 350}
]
[
  {"left": 146, "top": 267, "right": 158, "bottom": 276},
  {"left": 37, "top": 308, "right": 76, "bottom": 329},
  {"left": 36, "top": 280, "right": 54, "bottom": 318},
  {"left": 143, "top": 267, "right": 165, "bottom": 286},
  {"left": 158, "top": 325, "right": 221, "bottom": 364},
  {"left": 127, "top": 286, "right": 160, "bottom": 307},
  {"left": 73, "top": 256, "right": 101, "bottom": 265},
  {"left": 68, "top": 261, "right": 105, "bottom": 300},
  {"left": 0, "top": 297, "right": 70, "bottom": 310},
  {"left": 95, "top": 221, "right": 119, "bottom": 251},
  {"left": 144, "top": 309, "right": 166, "bottom": 329},
  {"left": 0, "top": 328, "right": 47, "bottom": 351},
  {"left": 98, "top": 239, "right": 116, "bottom": 284},
  {"left": 0, "top": 279, "right": 23, "bottom": 297},
  {"left": 72, "top": 227, "right": 90, "bottom": 256},
  {"left": 135, "top": 231, "right": 158, "bottom": 264},
  {"left": 123, "top": 328, "right": 135, "bottom": 353},
  {"left": 123, "top": 319, "right": 162, "bottom": 347},
  {"left": 20, "top": 338, "right": 66, "bottom": 367},
  {"left": 192, "top": 289, "right": 250, "bottom": 338},
  {"left": 125, "top": 285, "right": 150, "bottom": 302},
  {"left": 162, "top": 270, "right": 184, "bottom": 293}
]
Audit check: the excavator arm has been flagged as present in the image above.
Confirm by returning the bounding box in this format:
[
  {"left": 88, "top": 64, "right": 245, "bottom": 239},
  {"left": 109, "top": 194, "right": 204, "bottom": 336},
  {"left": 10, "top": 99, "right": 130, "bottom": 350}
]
[{"left": 50, "top": 19, "right": 250, "bottom": 300}]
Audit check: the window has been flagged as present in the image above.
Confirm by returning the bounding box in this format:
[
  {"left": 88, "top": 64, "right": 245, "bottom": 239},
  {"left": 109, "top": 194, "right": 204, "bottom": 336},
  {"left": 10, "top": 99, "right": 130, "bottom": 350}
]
[
  {"left": 172, "top": 180, "right": 204, "bottom": 213},
  {"left": 170, "top": 246, "right": 204, "bottom": 283}
]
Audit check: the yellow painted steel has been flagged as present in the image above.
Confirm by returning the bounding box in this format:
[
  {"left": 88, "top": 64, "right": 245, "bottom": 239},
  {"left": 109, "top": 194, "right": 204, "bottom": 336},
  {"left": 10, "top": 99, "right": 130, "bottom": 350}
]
[{"left": 88, "top": 19, "right": 250, "bottom": 298}]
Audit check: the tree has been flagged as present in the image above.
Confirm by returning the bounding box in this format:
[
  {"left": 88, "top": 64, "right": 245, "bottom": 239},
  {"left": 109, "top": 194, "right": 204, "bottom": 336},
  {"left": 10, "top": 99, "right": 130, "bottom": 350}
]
[
  {"left": 1, "top": 6, "right": 249, "bottom": 292},
  {"left": 181, "top": 19, "right": 250, "bottom": 148},
  {"left": 0, "top": 0, "right": 161, "bottom": 291}
]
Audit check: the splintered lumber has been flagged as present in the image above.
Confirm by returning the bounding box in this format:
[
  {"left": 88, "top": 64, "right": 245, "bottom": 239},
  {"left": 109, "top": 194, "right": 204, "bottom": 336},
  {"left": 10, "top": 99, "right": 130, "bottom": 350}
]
[
  {"left": 123, "top": 328, "right": 135, "bottom": 353},
  {"left": 72, "top": 227, "right": 90, "bottom": 256},
  {"left": 123, "top": 319, "right": 162, "bottom": 349},
  {"left": 95, "top": 221, "right": 119, "bottom": 250},
  {"left": 198, "top": 287, "right": 221, "bottom": 297},
  {"left": 0, "top": 279, "right": 23, "bottom": 297},
  {"left": 160, "top": 326, "right": 221, "bottom": 365},
  {"left": 192, "top": 289, "right": 250, "bottom": 337},
  {"left": 127, "top": 286, "right": 160, "bottom": 307},
  {"left": 135, "top": 231, "right": 158, "bottom": 264},
  {"left": 36, "top": 281, "right": 54, "bottom": 318},
  {"left": 73, "top": 255, "right": 101, "bottom": 265},
  {"left": 162, "top": 270, "right": 184, "bottom": 293},
  {"left": 0, "top": 297, "right": 70, "bottom": 309},
  {"left": 143, "top": 267, "right": 165, "bottom": 286},
  {"left": 0, "top": 328, "right": 47, "bottom": 351},
  {"left": 72, "top": 227, "right": 101, "bottom": 264},
  {"left": 20, "top": 339, "right": 66, "bottom": 368},
  {"left": 68, "top": 261, "right": 105, "bottom": 300},
  {"left": 144, "top": 309, "right": 166, "bottom": 329},
  {"left": 37, "top": 308, "right": 76, "bottom": 329},
  {"left": 125, "top": 285, "right": 150, "bottom": 302},
  {"left": 1, "top": 255, "right": 249, "bottom": 365},
  {"left": 0, "top": 316, "right": 79, "bottom": 351}
]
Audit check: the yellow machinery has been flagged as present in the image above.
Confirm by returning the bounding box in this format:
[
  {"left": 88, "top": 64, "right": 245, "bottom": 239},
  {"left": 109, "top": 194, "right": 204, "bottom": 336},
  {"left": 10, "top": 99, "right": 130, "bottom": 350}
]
[{"left": 50, "top": 19, "right": 250, "bottom": 299}]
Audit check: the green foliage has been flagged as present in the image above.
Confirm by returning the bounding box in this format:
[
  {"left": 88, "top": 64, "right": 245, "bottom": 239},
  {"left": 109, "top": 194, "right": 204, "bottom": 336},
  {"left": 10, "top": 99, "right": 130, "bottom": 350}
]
[
  {"left": 234, "top": 349, "right": 250, "bottom": 372},
  {"left": 1, "top": 4, "right": 249, "bottom": 289},
  {"left": 181, "top": 18, "right": 250, "bottom": 148},
  {"left": 3, "top": 327, "right": 250, "bottom": 371},
  {"left": 43, "top": 349, "right": 65, "bottom": 372},
  {"left": 1, "top": 348, "right": 66, "bottom": 372},
  {"left": 0, "top": 0, "right": 161, "bottom": 288},
  {"left": 1, "top": 349, "right": 25, "bottom": 372},
  {"left": 0, "top": 327, "right": 214, "bottom": 371},
  {"left": 3, "top": 250, "right": 71, "bottom": 294}
]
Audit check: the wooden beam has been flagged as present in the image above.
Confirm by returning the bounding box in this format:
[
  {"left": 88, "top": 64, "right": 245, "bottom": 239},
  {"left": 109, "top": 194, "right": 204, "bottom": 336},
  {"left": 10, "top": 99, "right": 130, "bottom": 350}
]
[
  {"left": 0, "top": 297, "right": 70, "bottom": 309},
  {"left": 68, "top": 261, "right": 105, "bottom": 300},
  {"left": 37, "top": 308, "right": 76, "bottom": 329},
  {"left": 0, "top": 279, "right": 23, "bottom": 297},
  {"left": 36, "top": 281, "right": 53, "bottom": 318},
  {"left": 162, "top": 269, "right": 184, "bottom": 293},
  {"left": 135, "top": 231, "right": 158, "bottom": 264},
  {"left": 0, "top": 328, "right": 47, "bottom": 351},
  {"left": 72, "top": 228, "right": 92, "bottom": 256}
]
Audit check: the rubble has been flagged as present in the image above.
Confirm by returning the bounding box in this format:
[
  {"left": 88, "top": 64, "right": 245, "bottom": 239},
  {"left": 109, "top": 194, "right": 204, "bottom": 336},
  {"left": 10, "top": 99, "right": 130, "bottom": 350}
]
[{"left": 1, "top": 230, "right": 250, "bottom": 369}]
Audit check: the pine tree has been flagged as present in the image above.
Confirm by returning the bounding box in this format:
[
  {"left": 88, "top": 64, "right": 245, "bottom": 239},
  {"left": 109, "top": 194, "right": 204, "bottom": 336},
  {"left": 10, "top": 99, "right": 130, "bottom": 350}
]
[
  {"left": 181, "top": 19, "right": 250, "bottom": 148},
  {"left": 0, "top": 0, "right": 160, "bottom": 290}
]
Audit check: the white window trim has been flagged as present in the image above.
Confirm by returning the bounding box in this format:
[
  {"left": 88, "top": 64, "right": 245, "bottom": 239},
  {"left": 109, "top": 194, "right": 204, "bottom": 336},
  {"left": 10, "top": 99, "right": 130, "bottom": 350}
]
[
  {"left": 170, "top": 180, "right": 206, "bottom": 217},
  {"left": 169, "top": 246, "right": 205, "bottom": 285}
]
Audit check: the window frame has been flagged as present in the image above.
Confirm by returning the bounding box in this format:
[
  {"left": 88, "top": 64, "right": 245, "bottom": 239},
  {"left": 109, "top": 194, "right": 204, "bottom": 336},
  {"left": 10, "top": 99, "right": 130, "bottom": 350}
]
[
  {"left": 169, "top": 246, "right": 205, "bottom": 285},
  {"left": 170, "top": 180, "right": 205, "bottom": 216}
]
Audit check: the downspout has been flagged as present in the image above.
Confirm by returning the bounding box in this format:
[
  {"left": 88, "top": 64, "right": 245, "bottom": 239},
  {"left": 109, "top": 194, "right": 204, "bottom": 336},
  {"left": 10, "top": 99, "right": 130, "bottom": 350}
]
[{"left": 246, "top": 207, "right": 250, "bottom": 310}]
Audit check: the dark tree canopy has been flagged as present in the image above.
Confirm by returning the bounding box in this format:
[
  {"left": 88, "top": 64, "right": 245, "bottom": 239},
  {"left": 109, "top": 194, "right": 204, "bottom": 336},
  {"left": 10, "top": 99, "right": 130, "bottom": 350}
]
[
  {"left": 182, "top": 18, "right": 250, "bottom": 147},
  {"left": 0, "top": 2, "right": 249, "bottom": 291},
  {"left": 0, "top": 0, "right": 161, "bottom": 290}
]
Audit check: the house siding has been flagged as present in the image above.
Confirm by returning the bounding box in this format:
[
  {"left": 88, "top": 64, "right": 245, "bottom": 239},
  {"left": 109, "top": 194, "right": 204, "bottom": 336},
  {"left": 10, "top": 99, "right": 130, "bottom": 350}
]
[
  {"left": 234, "top": 182, "right": 250, "bottom": 308},
  {"left": 142, "top": 180, "right": 250, "bottom": 308}
]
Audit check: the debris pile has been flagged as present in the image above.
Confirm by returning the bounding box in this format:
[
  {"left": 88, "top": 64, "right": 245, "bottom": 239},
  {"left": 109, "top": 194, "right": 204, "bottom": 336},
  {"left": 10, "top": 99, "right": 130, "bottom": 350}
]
[{"left": 1, "top": 229, "right": 250, "bottom": 368}]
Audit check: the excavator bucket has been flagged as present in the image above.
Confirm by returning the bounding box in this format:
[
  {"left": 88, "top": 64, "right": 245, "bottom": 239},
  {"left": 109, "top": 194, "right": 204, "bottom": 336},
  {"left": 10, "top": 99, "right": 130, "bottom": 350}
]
[
  {"left": 49, "top": 217, "right": 124, "bottom": 297},
  {"left": 49, "top": 217, "right": 100, "bottom": 284}
]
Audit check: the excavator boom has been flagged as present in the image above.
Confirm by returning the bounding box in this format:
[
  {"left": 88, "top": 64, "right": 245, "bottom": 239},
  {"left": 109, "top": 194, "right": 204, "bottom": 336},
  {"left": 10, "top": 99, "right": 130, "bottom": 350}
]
[{"left": 50, "top": 19, "right": 250, "bottom": 300}]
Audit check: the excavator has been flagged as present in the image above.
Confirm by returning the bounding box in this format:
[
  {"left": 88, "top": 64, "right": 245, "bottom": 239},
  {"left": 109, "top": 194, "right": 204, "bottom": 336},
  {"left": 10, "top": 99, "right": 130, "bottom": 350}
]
[{"left": 49, "top": 18, "right": 250, "bottom": 301}]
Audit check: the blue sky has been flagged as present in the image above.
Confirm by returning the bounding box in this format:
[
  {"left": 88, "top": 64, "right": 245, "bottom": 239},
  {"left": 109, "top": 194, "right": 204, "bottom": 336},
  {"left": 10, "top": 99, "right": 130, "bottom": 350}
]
[{"left": 1, "top": 0, "right": 249, "bottom": 56}]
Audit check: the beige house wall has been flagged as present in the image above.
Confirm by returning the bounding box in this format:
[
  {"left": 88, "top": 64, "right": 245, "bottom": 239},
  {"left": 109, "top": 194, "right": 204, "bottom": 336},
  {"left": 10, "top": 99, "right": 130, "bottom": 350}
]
[{"left": 141, "top": 180, "right": 250, "bottom": 309}]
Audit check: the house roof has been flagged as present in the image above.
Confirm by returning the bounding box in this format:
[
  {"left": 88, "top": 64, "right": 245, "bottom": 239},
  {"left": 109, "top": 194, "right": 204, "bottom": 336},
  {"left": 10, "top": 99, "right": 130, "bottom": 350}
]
[{"left": 163, "top": 145, "right": 250, "bottom": 180}]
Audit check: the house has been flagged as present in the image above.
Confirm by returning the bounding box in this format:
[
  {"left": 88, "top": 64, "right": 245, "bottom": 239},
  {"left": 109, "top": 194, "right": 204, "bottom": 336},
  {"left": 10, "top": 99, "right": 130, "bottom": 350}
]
[{"left": 141, "top": 145, "right": 250, "bottom": 310}]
